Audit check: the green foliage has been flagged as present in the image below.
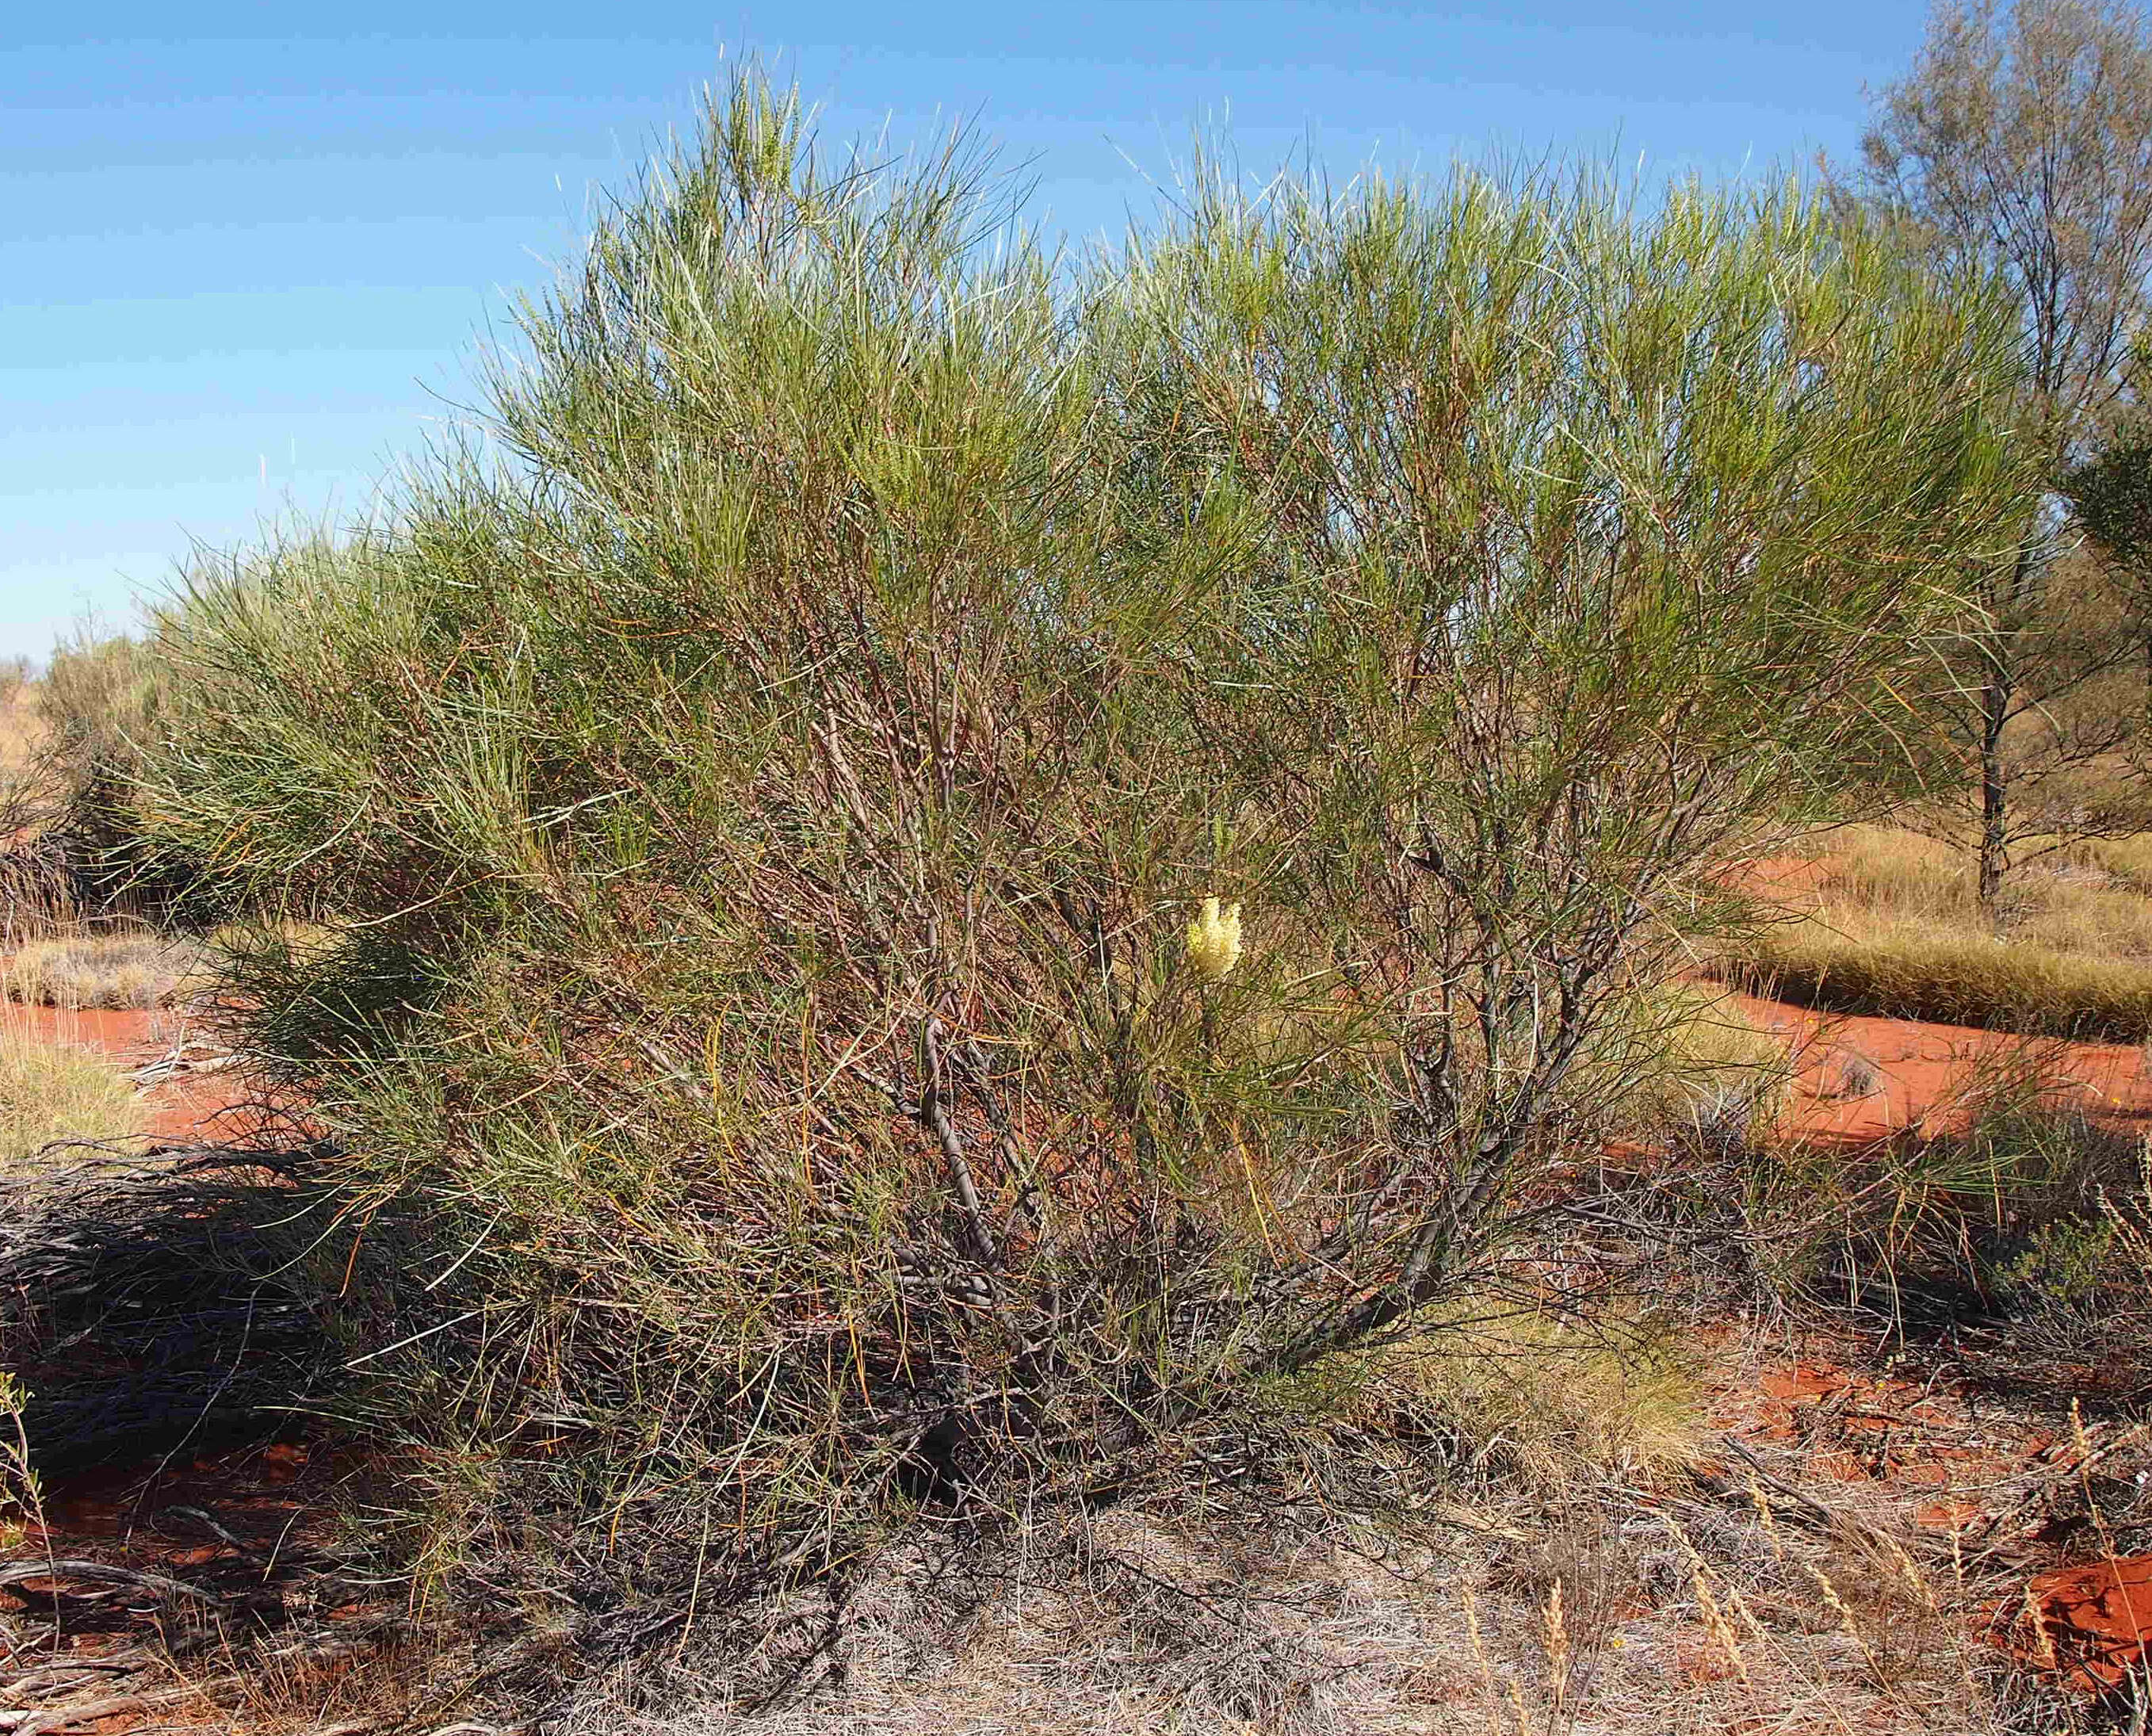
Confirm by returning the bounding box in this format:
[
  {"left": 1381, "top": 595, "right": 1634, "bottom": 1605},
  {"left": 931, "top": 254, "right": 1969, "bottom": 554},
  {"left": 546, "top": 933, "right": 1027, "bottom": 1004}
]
[
  {"left": 138, "top": 71, "right": 2035, "bottom": 1577},
  {"left": 1691, "top": 1084, "right": 2148, "bottom": 1330},
  {"left": 37, "top": 630, "right": 159, "bottom": 779},
  {"left": 2064, "top": 433, "right": 2152, "bottom": 580},
  {"left": 6, "top": 628, "right": 225, "bottom": 924},
  {"left": 2001, "top": 1214, "right": 2119, "bottom": 1310},
  {"left": 2062, "top": 426, "right": 2152, "bottom": 722}
]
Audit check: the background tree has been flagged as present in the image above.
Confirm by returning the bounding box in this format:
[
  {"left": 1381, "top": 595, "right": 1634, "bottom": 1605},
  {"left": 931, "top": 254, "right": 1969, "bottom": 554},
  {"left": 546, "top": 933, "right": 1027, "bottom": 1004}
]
[
  {"left": 1845, "top": 0, "right": 2152, "bottom": 908},
  {"left": 2060, "top": 392, "right": 2152, "bottom": 722}
]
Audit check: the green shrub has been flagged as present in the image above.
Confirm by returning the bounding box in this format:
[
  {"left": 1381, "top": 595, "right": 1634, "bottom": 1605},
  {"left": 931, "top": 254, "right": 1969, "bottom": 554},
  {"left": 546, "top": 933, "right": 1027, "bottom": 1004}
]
[
  {"left": 1689, "top": 1085, "right": 2149, "bottom": 1328},
  {"left": 4, "top": 629, "right": 222, "bottom": 928},
  {"left": 138, "top": 72, "right": 2034, "bottom": 1583},
  {"left": 2001, "top": 1215, "right": 2120, "bottom": 1310}
]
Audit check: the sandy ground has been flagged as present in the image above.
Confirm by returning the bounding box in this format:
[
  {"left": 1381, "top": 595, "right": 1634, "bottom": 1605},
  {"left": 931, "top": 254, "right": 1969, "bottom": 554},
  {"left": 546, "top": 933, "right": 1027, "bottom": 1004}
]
[
  {"left": 0, "top": 1001, "right": 262, "bottom": 1145},
  {"left": 1746, "top": 991, "right": 2152, "bottom": 1144}
]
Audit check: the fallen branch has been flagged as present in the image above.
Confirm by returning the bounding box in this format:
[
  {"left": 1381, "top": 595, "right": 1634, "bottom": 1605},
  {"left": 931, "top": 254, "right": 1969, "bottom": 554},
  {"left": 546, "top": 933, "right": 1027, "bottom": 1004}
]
[
  {"left": 159, "top": 1503, "right": 266, "bottom": 1565},
  {"left": 0, "top": 1559, "right": 231, "bottom": 1604},
  {"left": 6, "top": 1677, "right": 238, "bottom": 1736}
]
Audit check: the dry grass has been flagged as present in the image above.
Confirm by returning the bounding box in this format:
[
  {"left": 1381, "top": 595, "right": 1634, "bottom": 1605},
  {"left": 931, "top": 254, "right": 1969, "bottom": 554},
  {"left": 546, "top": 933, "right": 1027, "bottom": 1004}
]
[
  {"left": 1351, "top": 1306, "right": 1706, "bottom": 1492},
  {"left": 1739, "top": 918, "right": 2152, "bottom": 1038},
  {"left": 531, "top": 1308, "right": 2089, "bottom": 1736},
  {"left": 1728, "top": 824, "right": 2152, "bottom": 1039},
  {"left": 0, "top": 663, "right": 40, "bottom": 781},
  {"left": 1647, "top": 989, "right": 1797, "bottom": 1148},
  {"left": 0, "top": 1026, "right": 139, "bottom": 1165},
  {"left": 537, "top": 1474, "right": 2039, "bottom": 1736},
  {"left": 1, "top": 929, "right": 207, "bottom": 1009},
  {"left": 1817, "top": 824, "right": 2152, "bottom": 958},
  {"left": 2080, "top": 832, "right": 2152, "bottom": 892}
]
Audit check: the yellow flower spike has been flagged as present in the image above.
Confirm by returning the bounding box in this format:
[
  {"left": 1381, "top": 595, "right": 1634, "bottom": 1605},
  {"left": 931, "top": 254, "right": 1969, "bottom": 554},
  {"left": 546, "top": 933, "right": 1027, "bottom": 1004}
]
[{"left": 1185, "top": 894, "right": 1244, "bottom": 982}]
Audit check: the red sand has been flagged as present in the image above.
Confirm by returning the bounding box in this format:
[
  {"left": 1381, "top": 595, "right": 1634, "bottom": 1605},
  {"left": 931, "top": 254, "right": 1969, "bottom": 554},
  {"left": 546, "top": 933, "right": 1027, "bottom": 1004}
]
[
  {"left": 0, "top": 1002, "right": 165, "bottom": 1053},
  {"left": 1, "top": 1000, "right": 262, "bottom": 1145},
  {"left": 2028, "top": 1557, "right": 2152, "bottom": 1691},
  {"left": 1719, "top": 847, "right": 2152, "bottom": 1140},
  {"left": 1733, "top": 992, "right": 2152, "bottom": 1144}
]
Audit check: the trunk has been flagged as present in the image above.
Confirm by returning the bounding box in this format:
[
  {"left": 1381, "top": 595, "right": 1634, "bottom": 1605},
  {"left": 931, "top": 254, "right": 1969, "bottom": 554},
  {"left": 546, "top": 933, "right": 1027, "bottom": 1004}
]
[
  {"left": 1978, "top": 670, "right": 2009, "bottom": 916},
  {"left": 1978, "top": 540, "right": 2039, "bottom": 918}
]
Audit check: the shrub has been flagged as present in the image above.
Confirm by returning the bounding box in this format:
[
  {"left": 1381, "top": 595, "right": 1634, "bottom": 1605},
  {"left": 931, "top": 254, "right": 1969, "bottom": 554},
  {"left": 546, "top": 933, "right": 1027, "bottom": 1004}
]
[
  {"left": 1684, "top": 1081, "right": 2149, "bottom": 1333},
  {"left": 138, "top": 73, "right": 2033, "bottom": 1588},
  {"left": 35, "top": 632, "right": 162, "bottom": 889},
  {"left": 1, "top": 629, "right": 220, "bottom": 930}
]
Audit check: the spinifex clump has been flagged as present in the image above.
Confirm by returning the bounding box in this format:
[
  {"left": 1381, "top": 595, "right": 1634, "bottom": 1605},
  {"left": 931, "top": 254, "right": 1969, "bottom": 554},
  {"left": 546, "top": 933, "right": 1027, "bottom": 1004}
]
[{"left": 139, "top": 70, "right": 2032, "bottom": 1585}]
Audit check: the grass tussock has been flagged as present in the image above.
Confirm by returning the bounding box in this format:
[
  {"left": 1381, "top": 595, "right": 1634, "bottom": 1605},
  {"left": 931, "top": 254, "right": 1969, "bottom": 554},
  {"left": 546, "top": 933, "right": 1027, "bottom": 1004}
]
[
  {"left": 1737, "top": 917, "right": 2152, "bottom": 1039},
  {"left": 1726, "top": 824, "right": 2152, "bottom": 1039},
  {"left": 0, "top": 1031, "right": 138, "bottom": 1166},
  {"left": 1340, "top": 1306, "right": 1704, "bottom": 1490},
  {"left": 1634, "top": 989, "right": 1795, "bottom": 1150},
  {"left": 2, "top": 930, "right": 207, "bottom": 1009}
]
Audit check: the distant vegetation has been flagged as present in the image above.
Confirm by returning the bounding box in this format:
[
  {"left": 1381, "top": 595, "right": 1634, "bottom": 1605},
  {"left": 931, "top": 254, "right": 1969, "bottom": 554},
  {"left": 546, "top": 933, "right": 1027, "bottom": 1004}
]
[{"left": 1721, "top": 827, "right": 2152, "bottom": 1039}]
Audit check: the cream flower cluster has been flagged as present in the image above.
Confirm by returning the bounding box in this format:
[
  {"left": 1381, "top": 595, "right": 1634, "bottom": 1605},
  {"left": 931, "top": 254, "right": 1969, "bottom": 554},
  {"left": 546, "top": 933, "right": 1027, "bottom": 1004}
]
[{"left": 1185, "top": 895, "right": 1244, "bottom": 982}]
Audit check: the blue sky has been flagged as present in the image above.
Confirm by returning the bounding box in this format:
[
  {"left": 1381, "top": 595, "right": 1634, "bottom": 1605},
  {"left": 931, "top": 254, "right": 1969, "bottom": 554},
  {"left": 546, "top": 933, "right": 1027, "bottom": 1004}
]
[{"left": 2, "top": 2, "right": 1927, "bottom": 660}]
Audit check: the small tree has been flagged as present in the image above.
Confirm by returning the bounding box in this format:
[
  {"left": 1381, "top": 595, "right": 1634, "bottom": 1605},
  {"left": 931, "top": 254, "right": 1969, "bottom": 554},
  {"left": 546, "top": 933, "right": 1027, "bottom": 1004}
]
[
  {"left": 141, "top": 78, "right": 2030, "bottom": 1571},
  {"left": 1846, "top": 0, "right": 2152, "bottom": 907}
]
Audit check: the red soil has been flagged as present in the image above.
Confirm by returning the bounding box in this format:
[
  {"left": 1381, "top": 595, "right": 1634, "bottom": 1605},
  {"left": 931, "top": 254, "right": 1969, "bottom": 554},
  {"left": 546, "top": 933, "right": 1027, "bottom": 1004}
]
[
  {"left": 1707, "top": 853, "right": 2152, "bottom": 1696},
  {"left": 2028, "top": 1556, "right": 2152, "bottom": 1691},
  {"left": 0, "top": 1002, "right": 165, "bottom": 1053},
  {"left": 1733, "top": 991, "right": 2152, "bottom": 1144},
  {"left": 2, "top": 1440, "right": 382, "bottom": 1727},
  {"left": 0, "top": 1000, "right": 267, "bottom": 1144},
  {"left": 1719, "top": 847, "right": 2152, "bottom": 1140}
]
